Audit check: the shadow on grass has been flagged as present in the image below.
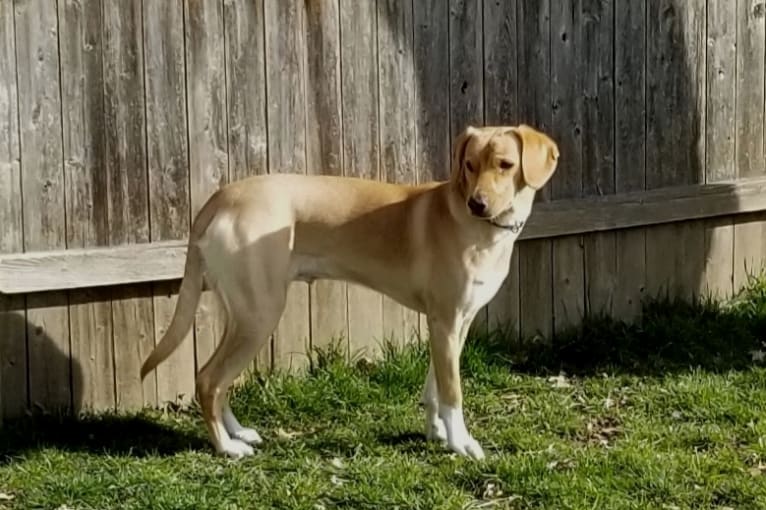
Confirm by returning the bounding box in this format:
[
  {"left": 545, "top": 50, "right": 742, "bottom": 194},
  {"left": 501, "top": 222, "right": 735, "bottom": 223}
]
[
  {"left": 468, "top": 277, "right": 766, "bottom": 378},
  {"left": 0, "top": 411, "right": 208, "bottom": 465},
  {"left": 5, "top": 277, "right": 766, "bottom": 463}
]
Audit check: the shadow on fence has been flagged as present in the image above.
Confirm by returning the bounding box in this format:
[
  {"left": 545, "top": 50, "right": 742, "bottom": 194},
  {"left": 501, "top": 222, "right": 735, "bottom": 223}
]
[{"left": 1, "top": 296, "right": 83, "bottom": 420}]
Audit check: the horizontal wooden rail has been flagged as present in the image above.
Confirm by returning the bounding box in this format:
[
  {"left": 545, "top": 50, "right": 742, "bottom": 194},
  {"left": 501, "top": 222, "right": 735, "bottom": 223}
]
[{"left": 2, "top": 176, "right": 766, "bottom": 294}]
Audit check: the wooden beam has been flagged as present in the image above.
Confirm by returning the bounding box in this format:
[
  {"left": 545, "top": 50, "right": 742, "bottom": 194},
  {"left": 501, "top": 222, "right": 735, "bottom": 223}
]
[
  {"left": 0, "top": 241, "right": 187, "bottom": 294},
  {"left": 2, "top": 176, "right": 766, "bottom": 294},
  {"left": 521, "top": 175, "right": 766, "bottom": 240}
]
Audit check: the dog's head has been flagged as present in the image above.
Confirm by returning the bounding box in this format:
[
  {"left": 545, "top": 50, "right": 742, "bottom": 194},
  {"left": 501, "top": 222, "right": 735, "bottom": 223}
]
[{"left": 450, "top": 124, "right": 559, "bottom": 221}]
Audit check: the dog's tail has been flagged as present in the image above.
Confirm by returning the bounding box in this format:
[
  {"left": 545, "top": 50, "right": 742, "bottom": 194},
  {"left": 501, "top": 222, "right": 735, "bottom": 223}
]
[{"left": 140, "top": 240, "right": 204, "bottom": 381}]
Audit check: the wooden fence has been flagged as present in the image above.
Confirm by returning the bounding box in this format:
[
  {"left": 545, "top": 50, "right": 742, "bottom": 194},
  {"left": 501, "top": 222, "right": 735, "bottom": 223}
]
[{"left": 2, "top": 0, "right": 766, "bottom": 420}]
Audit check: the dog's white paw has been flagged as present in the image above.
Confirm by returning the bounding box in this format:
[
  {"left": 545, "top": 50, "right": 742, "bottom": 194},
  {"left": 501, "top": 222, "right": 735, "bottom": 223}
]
[
  {"left": 440, "top": 405, "right": 485, "bottom": 460},
  {"left": 218, "top": 439, "right": 255, "bottom": 459},
  {"left": 426, "top": 416, "right": 448, "bottom": 442},
  {"left": 447, "top": 434, "right": 485, "bottom": 460},
  {"left": 231, "top": 427, "right": 263, "bottom": 445}
]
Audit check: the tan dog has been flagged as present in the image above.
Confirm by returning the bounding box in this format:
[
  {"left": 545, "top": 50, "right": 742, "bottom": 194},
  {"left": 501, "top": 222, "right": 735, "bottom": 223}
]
[{"left": 140, "top": 124, "right": 559, "bottom": 460}]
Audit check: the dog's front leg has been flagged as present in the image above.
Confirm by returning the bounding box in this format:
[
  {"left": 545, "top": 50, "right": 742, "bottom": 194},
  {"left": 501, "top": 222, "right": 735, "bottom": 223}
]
[
  {"left": 421, "top": 361, "right": 447, "bottom": 442},
  {"left": 427, "top": 315, "right": 485, "bottom": 460}
]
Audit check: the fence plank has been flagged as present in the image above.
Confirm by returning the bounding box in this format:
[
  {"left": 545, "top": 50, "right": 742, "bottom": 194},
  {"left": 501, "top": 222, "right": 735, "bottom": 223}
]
[
  {"left": 581, "top": 0, "right": 616, "bottom": 318},
  {"left": 378, "top": 0, "right": 419, "bottom": 346},
  {"left": 340, "top": 0, "right": 384, "bottom": 360},
  {"left": 305, "top": 0, "right": 348, "bottom": 354},
  {"left": 145, "top": 0, "right": 194, "bottom": 407},
  {"left": 517, "top": 0, "right": 553, "bottom": 339},
  {"left": 413, "top": 0, "right": 449, "bottom": 338},
  {"left": 15, "top": 0, "right": 71, "bottom": 413},
  {"left": 413, "top": 0, "right": 449, "bottom": 184},
  {"left": 551, "top": 0, "right": 585, "bottom": 332},
  {"left": 102, "top": 0, "right": 156, "bottom": 410},
  {"left": 59, "top": 0, "right": 115, "bottom": 412},
  {"left": 736, "top": 0, "right": 765, "bottom": 180},
  {"left": 733, "top": 0, "right": 766, "bottom": 288},
  {"left": 614, "top": 0, "right": 646, "bottom": 320},
  {"left": 222, "top": 0, "right": 268, "bottom": 370},
  {"left": 734, "top": 212, "right": 766, "bottom": 288},
  {"left": 646, "top": 0, "right": 706, "bottom": 301},
  {"left": 449, "top": 0, "right": 484, "bottom": 134},
  {"left": 266, "top": 0, "right": 311, "bottom": 370},
  {"left": 450, "top": 0, "right": 485, "bottom": 332},
  {"left": 483, "top": 0, "right": 519, "bottom": 335},
  {"left": 0, "top": 1, "right": 25, "bottom": 418},
  {"left": 703, "top": 0, "right": 736, "bottom": 299},
  {"left": 185, "top": 0, "right": 228, "bottom": 386},
  {"left": 225, "top": 0, "right": 267, "bottom": 182}
]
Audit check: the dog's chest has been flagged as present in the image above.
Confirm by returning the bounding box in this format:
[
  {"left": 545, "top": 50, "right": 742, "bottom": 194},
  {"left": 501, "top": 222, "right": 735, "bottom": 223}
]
[
  {"left": 468, "top": 267, "right": 506, "bottom": 308},
  {"left": 463, "top": 249, "right": 511, "bottom": 309}
]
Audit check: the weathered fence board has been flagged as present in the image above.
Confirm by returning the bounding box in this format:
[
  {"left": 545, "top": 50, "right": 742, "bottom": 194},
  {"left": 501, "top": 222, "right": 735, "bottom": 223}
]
[
  {"left": 733, "top": 0, "right": 766, "bottom": 292},
  {"left": 146, "top": 0, "right": 194, "bottom": 407},
  {"left": 517, "top": 0, "right": 553, "bottom": 339},
  {"left": 551, "top": 0, "right": 586, "bottom": 332},
  {"left": 483, "top": 0, "right": 520, "bottom": 333},
  {"left": 266, "top": 0, "right": 311, "bottom": 370},
  {"left": 613, "top": 0, "right": 647, "bottom": 320},
  {"left": 413, "top": 0, "right": 450, "bottom": 338},
  {"left": 305, "top": 0, "right": 348, "bottom": 354},
  {"left": 340, "top": 0, "right": 385, "bottom": 359},
  {"left": 646, "top": 0, "right": 707, "bottom": 302},
  {"left": 0, "top": 0, "right": 25, "bottom": 418},
  {"left": 16, "top": 0, "right": 71, "bottom": 413},
  {"left": 218, "top": 0, "right": 267, "bottom": 372},
  {"left": 581, "top": 0, "right": 616, "bottom": 318},
  {"left": 102, "top": 0, "right": 156, "bottom": 411},
  {"left": 703, "top": 0, "right": 737, "bottom": 299},
  {"left": 378, "top": 0, "right": 419, "bottom": 345},
  {"left": 59, "top": 0, "right": 114, "bottom": 412}
]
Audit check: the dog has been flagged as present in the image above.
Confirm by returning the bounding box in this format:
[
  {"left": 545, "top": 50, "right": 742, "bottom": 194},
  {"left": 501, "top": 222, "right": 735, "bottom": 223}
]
[{"left": 140, "top": 124, "right": 559, "bottom": 460}]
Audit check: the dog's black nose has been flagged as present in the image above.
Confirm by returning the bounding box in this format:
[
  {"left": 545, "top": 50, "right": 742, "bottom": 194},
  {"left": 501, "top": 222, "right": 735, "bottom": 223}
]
[{"left": 468, "top": 195, "right": 488, "bottom": 216}]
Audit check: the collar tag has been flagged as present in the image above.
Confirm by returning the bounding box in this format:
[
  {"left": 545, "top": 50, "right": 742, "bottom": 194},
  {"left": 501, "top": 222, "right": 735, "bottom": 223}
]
[{"left": 490, "top": 219, "right": 525, "bottom": 233}]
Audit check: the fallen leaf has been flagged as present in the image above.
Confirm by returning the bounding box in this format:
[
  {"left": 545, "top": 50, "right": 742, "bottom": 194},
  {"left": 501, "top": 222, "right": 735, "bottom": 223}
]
[
  {"left": 547, "top": 458, "right": 575, "bottom": 471},
  {"left": 330, "top": 474, "right": 347, "bottom": 486},
  {"left": 0, "top": 493, "right": 13, "bottom": 502},
  {"left": 330, "top": 457, "right": 345, "bottom": 470},
  {"left": 276, "top": 428, "right": 302, "bottom": 440},
  {"left": 481, "top": 482, "right": 503, "bottom": 499},
  {"left": 751, "top": 350, "right": 766, "bottom": 362},
  {"left": 548, "top": 374, "right": 572, "bottom": 388}
]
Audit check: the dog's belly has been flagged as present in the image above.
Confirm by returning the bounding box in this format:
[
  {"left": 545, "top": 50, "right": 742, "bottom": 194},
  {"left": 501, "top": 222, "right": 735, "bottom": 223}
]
[{"left": 291, "top": 254, "right": 425, "bottom": 312}]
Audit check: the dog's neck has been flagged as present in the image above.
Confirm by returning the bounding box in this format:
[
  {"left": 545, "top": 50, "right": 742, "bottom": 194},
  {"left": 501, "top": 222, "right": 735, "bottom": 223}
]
[{"left": 442, "top": 184, "right": 535, "bottom": 248}]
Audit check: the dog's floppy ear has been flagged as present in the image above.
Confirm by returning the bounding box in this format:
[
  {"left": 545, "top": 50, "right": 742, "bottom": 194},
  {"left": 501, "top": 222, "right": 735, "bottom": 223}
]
[
  {"left": 509, "top": 124, "right": 560, "bottom": 190},
  {"left": 450, "top": 126, "right": 477, "bottom": 184}
]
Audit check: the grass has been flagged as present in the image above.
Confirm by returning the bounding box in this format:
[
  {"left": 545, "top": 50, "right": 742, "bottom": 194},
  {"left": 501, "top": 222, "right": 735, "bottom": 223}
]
[{"left": 5, "top": 277, "right": 766, "bottom": 509}]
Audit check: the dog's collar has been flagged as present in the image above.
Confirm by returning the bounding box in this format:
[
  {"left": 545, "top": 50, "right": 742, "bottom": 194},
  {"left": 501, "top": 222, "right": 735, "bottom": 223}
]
[{"left": 487, "top": 218, "right": 525, "bottom": 233}]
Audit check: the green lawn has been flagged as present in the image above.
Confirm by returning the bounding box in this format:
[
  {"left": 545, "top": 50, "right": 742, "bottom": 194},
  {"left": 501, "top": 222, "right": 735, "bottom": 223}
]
[{"left": 4, "top": 278, "right": 766, "bottom": 509}]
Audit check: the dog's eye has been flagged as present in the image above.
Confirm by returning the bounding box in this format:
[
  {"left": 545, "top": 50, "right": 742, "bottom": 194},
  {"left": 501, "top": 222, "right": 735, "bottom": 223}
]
[
  {"left": 499, "top": 160, "right": 515, "bottom": 171},
  {"left": 465, "top": 161, "right": 474, "bottom": 172}
]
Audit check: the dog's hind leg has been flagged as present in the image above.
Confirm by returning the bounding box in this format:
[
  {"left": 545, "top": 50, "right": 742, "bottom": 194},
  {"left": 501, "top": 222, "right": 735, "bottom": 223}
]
[
  {"left": 196, "top": 250, "right": 289, "bottom": 458},
  {"left": 222, "top": 401, "right": 262, "bottom": 445}
]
